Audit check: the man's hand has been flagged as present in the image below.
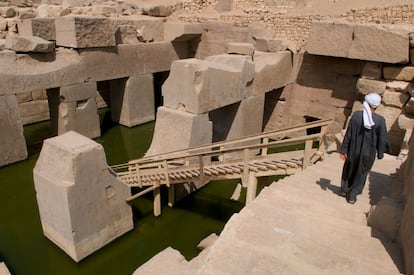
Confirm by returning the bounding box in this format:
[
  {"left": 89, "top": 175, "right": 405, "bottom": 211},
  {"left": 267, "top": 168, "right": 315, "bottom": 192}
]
[{"left": 340, "top": 154, "right": 348, "bottom": 161}]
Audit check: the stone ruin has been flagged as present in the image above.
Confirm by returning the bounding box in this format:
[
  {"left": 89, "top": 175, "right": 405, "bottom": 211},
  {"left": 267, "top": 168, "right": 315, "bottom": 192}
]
[{"left": 0, "top": 0, "right": 413, "bottom": 270}]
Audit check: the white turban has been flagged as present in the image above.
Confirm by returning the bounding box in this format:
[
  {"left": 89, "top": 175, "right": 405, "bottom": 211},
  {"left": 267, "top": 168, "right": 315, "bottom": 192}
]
[{"left": 363, "top": 93, "right": 381, "bottom": 129}]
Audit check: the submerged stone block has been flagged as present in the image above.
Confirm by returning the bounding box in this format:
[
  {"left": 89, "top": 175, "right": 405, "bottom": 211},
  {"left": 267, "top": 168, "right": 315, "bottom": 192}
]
[
  {"left": 33, "top": 131, "right": 133, "bottom": 262},
  {"left": 307, "top": 21, "right": 412, "bottom": 64},
  {"left": 55, "top": 16, "right": 116, "bottom": 48},
  {"left": 48, "top": 82, "right": 100, "bottom": 138},
  {"left": 0, "top": 94, "right": 27, "bottom": 167},
  {"left": 146, "top": 106, "right": 212, "bottom": 156},
  {"left": 163, "top": 55, "right": 254, "bottom": 114},
  {"left": 110, "top": 74, "right": 155, "bottom": 127}
]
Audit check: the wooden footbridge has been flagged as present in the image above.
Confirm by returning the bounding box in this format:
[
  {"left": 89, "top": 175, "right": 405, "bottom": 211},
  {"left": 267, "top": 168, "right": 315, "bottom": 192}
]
[{"left": 111, "top": 119, "right": 333, "bottom": 216}]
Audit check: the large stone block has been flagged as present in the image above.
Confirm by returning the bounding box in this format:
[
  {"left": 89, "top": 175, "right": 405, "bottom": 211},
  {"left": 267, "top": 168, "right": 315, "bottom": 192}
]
[
  {"left": 33, "top": 131, "right": 133, "bottom": 262},
  {"left": 0, "top": 94, "right": 27, "bottom": 167},
  {"left": 110, "top": 74, "right": 155, "bottom": 127},
  {"left": 5, "top": 34, "right": 55, "bottom": 52},
  {"left": 307, "top": 21, "right": 412, "bottom": 64},
  {"left": 19, "top": 99, "right": 50, "bottom": 125},
  {"left": 17, "top": 18, "right": 56, "bottom": 41},
  {"left": 383, "top": 65, "right": 414, "bottom": 81},
  {"left": 55, "top": 16, "right": 116, "bottom": 48},
  {"left": 356, "top": 78, "right": 386, "bottom": 95},
  {"left": 252, "top": 51, "right": 293, "bottom": 96},
  {"left": 146, "top": 106, "right": 212, "bottom": 156},
  {"left": 163, "top": 22, "right": 202, "bottom": 42},
  {"left": 163, "top": 55, "right": 254, "bottom": 114},
  {"left": 48, "top": 82, "right": 101, "bottom": 138},
  {"left": 382, "top": 90, "right": 409, "bottom": 108},
  {"left": 0, "top": 42, "right": 179, "bottom": 95},
  {"left": 225, "top": 42, "right": 254, "bottom": 56},
  {"left": 111, "top": 15, "right": 164, "bottom": 43}
]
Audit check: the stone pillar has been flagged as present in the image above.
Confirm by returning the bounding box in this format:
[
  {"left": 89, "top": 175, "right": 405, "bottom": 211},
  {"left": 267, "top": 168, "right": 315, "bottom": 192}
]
[
  {"left": 33, "top": 131, "right": 133, "bottom": 262},
  {"left": 0, "top": 94, "right": 28, "bottom": 167},
  {"left": 110, "top": 74, "right": 155, "bottom": 127},
  {"left": 47, "top": 82, "right": 101, "bottom": 138}
]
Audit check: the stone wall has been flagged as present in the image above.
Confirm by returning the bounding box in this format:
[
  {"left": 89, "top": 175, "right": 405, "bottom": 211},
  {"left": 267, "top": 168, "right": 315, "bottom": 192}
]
[{"left": 341, "top": 4, "right": 414, "bottom": 25}]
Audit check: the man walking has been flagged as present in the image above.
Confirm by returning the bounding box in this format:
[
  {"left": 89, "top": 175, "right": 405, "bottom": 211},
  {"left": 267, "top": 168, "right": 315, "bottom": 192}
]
[{"left": 340, "top": 93, "right": 390, "bottom": 204}]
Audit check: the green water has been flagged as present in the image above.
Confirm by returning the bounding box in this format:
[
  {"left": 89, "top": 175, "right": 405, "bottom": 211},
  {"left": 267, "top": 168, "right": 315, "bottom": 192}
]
[{"left": 0, "top": 110, "right": 251, "bottom": 275}]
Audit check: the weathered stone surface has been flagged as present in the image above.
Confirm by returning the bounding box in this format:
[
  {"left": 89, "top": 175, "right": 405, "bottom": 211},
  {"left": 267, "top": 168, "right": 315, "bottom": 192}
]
[
  {"left": 197, "top": 233, "right": 218, "bottom": 250},
  {"left": 376, "top": 105, "right": 404, "bottom": 154},
  {"left": 18, "top": 11, "right": 36, "bottom": 19},
  {"left": 398, "top": 113, "right": 414, "bottom": 130},
  {"left": 17, "top": 18, "right": 56, "bottom": 40},
  {"left": 19, "top": 99, "right": 50, "bottom": 125},
  {"left": 114, "top": 24, "right": 138, "bottom": 44},
  {"left": 307, "top": 21, "right": 411, "bottom": 64},
  {"left": 383, "top": 65, "right": 414, "bottom": 81},
  {"left": 32, "top": 89, "right": 47, "bottom": 100},
  {"left": 225, "top": 42, "right": 254, "bottom": 56},
  {"left": 110, "top": 74, "right": 155, "bottom": 127},
  {"left": 254, "top": 38, "right": 295, "bottom": 53},
  {"left": 0, "top": 42, "right": 179, "bottom": 95},
  {"left": 37, "top": 4, "right": 70, "bottom": 18},
  {"left": 111, "top": 15, "right": 164, "bottom": 43},
  {"left": 0, "top": 7, "right": 16, "bottom": 18},
  {"left": 7, "top": 19, "right": 17, "bottom": 33},
  {"left": 16, "top": 91, "right": 32, "bottom": 102},
  {"left": 252, "top": 51, "right": 293, "bottom": 96},
  {"left": 356, "top": 78, "right": 386, "bottom": 95},
  {"left": 55, "top": 16, "right": 116, "bottom": 48},
  {"left": 163, "top": 55, "right": 254, "bottom": 114},
  {"left": 386, "top": 80, "right": 414, "bottom": 95},
  {"left": 382, "top": 90, "right": 409, "bottom": 108},
  {"left": 133, "top": 247, "right": 187, "bottom": 275},
  {"left": 0, "top": 94, "right": 27, "bottom": 167},
  {"left": 141, "top": 3, "right": 173, "bottom": 17},
  {"left": 91, "top": 5, "right": 117, "bottom": 17},
  {"left": 48, "top": 82, "right": 100, "bottom": 138},
  {"left": 411, "top": 48, "right": 414, "bottom": 65},
  {"left": 62, "top": 0, "right": 83, "bottom": 8},
  {"left": 163, "top": 22, "right": 202, "bottom": 42},
  {"left": 404, "top": 97, "right": 414, "bottom": 115},
  {"left": 361, "top": 62, "right": 382, "bottom": 80},
  {"left": 367, "top": 197, "right": 403, "bottom": 241},
  {"left": 5, "top": 34, "right": 55, "bottom": 52},
  {"left": 146, "top": 106, "right": 212, "bottom": 156},
  {"left": 33, "top": 131, "right": 133, "bottom": 262}
]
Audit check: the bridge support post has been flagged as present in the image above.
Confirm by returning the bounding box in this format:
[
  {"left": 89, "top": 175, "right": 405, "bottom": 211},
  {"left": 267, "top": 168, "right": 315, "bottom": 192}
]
[
  {"left": 154, "top": 186, "right": 161, "bottom": 217},
  {"left": 168, "top": 185, "right": 175, "bottom": 207},
  {"left": 246, "top": 172, "right": 258, "bottom": 204}
]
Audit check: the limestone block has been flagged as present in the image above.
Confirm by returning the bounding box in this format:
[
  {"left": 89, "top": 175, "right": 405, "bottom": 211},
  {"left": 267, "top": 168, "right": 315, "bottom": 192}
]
[
  {"left": 252, "top": 51, "right": 293, "bottom": 96},
  {"left": 163, "top": 22, "right": 202, "bottom": 42},
  {"left": 367, "top": 197, "right": 403, "bottom": 241},
  {"left": 19, "top": 99, "right": 50, "bottom": 125},
  {"left": 92, "top": 5, "right": 117, "bottom": 17},
  {"left": 62, "top": 0, "right": 83, "bottom": 8},
  {"left": 163, "top": 55, "right": 254, "bottom": 114},
  {"left": 382, "top": 90, "right": 409, "bottom": 108},
  {"left": 197, "top": 233, "right": 218, "bottom": 250},
  {"left": 376, "top": 105, "right": 404, "bottom": 154},
  {"left": 0, "top": 19, "right": 6, "bottom": 31},
  {"left": 0, "top": 7, "right": 16, "bottom": 18},
  {"left": 254, "top": 38, "right": 296, "bottom": 53},
  {"left": 48, "top": 82, "right": 101, "bottom": 138},
  {"left": 398, "top": 113, "right": 414, "bottom": 130},
  {"left": 356, "top": 78, "right": 386, "bottom": 95},
  {"left": 404, "top": 98, "right": 414, "bottom": 115},
  {"left": 114, "top": 24, "right": 138, "bottom": 44},
  {"left": 0, "top": 42, "right": 179, "bottom": 95},
  {"left": 16, "top": 91, "right": 32, "bottom": 102},
  {"left": 133, "top": 247, "right": 187, "bottom": 275},
  {"left": 37, "top": 4, "right": 70, "bottom": 18},
  {"left": 141, "top": 4, "right": 173, "bottom": 17},
  {"left": 307, "top": 21, "right": 411, "bottom": 63},
  {"left": 32, "top": 89, "right": 47, "bottom": 100},
  {"left": 361, "top": 62, "right": 382, "bottom": 80},
  {"left": 110, "top": 74, "right": 155, "bottom": 127},
  {"left": 386, "top": 80, "right": 414, "bottom": 95},
  {"left": 146, "top": 106, "right": 212, "bottom": 156},
  {"left": 18, "top": 11, "right": 36, "bottom": 20},
  {"left": 5, "top": 34, "right": 55, "bottom": 52},
  {"left": 111, "top": 15, "right": 164, "bottom": 43},
  {"left": 55, "top": 16, "right": 116, "bottom": 48},
  {"left": 383, "top": 65, "right": 414, "bottom": 81},
  {"left": 17, "top": 18, "right": 56, "bottom": 41},
  {"left": 0, "top": 94, "right": 27, "bottom": 167},
  {"left": 33, "top": 131, "right": 133, "bottom": 262},
  {"left": 248, "top": 21, "right": 274, "bottom": 40},
  {"left": 225, "top": 42, "right": 254, "bottom": 56},
  {"left": 7, "top": 19, "right": 17, "bottom": 33}
]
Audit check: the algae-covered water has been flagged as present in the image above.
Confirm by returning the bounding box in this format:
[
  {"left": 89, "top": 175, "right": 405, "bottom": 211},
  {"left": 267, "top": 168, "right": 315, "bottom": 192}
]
[{"left": 0, "top": 109, "right": 251, "bottom": 275}]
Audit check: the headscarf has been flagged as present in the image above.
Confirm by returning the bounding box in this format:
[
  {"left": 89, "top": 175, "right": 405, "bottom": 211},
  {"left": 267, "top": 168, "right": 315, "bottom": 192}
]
[{"left": 363, "top": 93, "right": 381, "bottom": 129}]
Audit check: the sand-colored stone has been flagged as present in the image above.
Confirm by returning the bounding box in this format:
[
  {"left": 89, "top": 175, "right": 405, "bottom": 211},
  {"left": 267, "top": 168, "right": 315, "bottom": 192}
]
[
  {"left": 225, "top": 42, "right": 254, "bottom": 56},
  {"left": 19, "top": 99, "right": 50, "bottom": 125},
  {"left": 111, "top": 15, "right": 164, "bottom": 43},
  {"left": 163, "top": 22, "right": 202, "bottom": 42},
  {"left": 17, "top": 18, "right": 56, "bottom": 41},
  {"left": 5, "top": 34, "right": 55, "bottom": 52},
  {"left": 33, "top": 131, "right": 133, "bottom": 262},
  {"left": 382, "top": 90, "right": 409, "bottom": 108},
  {"left": 356, "top": 78, "right": 386, "bottom": 95},
  {"left": 383, "top": 65, "right": 414, "bottom": 81}
]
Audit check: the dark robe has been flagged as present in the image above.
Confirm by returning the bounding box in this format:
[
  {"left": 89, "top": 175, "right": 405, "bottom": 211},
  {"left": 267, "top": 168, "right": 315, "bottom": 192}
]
[{"left": 340, "top": 110, "right": 390, "bottom": 201}]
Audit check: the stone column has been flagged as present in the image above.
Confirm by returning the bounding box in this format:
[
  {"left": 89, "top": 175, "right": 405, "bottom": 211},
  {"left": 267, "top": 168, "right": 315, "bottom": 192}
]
[
  {"left": 0, "top": 94, "right": 28, "bottom": 167},
  {"left": 110, "top": 74, "right": 155, "bottom": 127},
  {"left": 47, "top": 82, "right": 101, "bottom": 138},
  {"left": 33, "top": 131, "right": 133, "bottom": 262}
]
